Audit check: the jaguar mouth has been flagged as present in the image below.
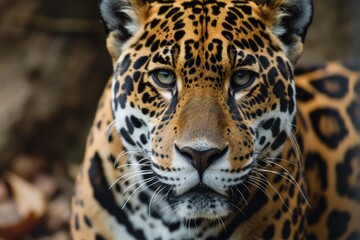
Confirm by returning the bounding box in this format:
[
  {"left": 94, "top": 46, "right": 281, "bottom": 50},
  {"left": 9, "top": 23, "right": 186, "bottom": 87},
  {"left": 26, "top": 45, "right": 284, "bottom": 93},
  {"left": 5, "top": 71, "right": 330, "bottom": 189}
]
[
  {"left": 168, "top": 185, "right": 232, "bottom": 220},
  {"left": 183, "top": 184, "right": 221, "bottom": 196}
]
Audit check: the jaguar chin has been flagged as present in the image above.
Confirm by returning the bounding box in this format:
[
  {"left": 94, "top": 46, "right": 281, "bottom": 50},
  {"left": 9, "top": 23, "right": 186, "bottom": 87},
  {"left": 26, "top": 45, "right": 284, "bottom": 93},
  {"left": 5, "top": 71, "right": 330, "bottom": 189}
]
[{"left": 170, "top": 185, "right": 233, "bottom": 220}]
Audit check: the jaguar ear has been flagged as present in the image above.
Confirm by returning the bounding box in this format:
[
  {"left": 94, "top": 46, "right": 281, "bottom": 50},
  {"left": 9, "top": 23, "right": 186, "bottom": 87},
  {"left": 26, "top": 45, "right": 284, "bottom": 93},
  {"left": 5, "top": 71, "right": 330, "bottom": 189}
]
[
  {"left": 258, "top": 0, "right": 313, "bottom": 64},
  {"left": 100, "top": 0, "right": 150, "bottom": 61}
]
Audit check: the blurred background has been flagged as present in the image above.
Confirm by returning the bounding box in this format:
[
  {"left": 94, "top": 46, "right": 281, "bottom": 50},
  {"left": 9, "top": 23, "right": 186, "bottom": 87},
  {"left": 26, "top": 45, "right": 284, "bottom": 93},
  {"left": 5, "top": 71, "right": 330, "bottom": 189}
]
[{"left": 0, "top": 0, "right": 359, "bottom": 239}]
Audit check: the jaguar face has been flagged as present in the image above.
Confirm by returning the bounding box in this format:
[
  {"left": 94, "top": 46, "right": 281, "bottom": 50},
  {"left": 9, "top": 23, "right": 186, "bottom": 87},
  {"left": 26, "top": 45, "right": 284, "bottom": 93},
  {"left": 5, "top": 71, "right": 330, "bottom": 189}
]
[{"left": 111, "top": 0, "right": 297, "bottom": 220}]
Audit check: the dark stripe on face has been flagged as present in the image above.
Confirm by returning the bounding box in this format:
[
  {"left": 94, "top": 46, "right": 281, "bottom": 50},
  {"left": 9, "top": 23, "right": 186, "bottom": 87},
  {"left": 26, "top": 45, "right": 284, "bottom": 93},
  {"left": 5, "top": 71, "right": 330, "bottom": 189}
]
[
  {"left": 164, "top": 91, "right": 179, "bottom": 116},
  {"left": 88, "top": 153, "right": 146, "bottom": 240},
  {"left": 228, "top": 94, "right": 244, "bottom": 122}
]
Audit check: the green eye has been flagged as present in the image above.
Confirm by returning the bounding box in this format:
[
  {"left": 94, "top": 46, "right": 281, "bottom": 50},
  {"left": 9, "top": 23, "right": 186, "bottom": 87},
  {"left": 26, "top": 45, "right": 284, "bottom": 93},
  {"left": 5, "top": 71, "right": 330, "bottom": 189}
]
[
  {"left": 231, "top": 70, "right": 256, "bottom": 90},
  {"left": 152, "top": 69, "right": 176, "bottom": 88}
]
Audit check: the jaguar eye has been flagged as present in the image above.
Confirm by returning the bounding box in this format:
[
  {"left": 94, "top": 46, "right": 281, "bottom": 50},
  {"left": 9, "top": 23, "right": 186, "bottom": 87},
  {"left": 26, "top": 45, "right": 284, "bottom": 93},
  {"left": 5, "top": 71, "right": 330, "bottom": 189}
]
[
  {"left": 151, "top": 69, "right": 176, "bottom": 88},
  {"left": 231, "top": 70, "right": 256, "bottom": 90}
]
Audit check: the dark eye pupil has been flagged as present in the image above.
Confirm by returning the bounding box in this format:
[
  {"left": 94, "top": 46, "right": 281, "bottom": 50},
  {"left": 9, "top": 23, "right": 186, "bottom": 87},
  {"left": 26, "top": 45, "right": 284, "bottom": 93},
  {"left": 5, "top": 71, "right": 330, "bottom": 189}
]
[
  {"left": 231, "top": 70, "right": 255, "bottom": 91},
  {"left": 152, "top": 69, "right": 176, "bottom": 88}
]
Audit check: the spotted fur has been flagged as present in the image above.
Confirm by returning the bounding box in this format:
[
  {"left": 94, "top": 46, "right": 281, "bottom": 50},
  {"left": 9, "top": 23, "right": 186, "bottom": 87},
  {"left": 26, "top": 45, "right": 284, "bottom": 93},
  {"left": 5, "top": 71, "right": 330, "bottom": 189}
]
[{"left": 71, "top": 0, "right": 360, "bottom": 239}]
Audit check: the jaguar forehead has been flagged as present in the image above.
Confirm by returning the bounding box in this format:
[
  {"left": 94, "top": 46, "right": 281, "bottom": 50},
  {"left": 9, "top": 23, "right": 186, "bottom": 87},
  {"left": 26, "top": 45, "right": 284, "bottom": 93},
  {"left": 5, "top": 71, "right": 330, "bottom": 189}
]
[{"left": 130, "top": 1, "right": 276, "bottom": 83}]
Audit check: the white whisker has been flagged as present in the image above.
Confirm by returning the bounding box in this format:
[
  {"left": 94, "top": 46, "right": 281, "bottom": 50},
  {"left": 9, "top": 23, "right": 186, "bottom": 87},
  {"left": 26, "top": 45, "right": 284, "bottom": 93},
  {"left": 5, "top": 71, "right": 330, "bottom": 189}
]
[
  {"left": 113, "top": 150, "right": 134, "bottom": 167},
  {"left": 261, "top": 160, "right": 309, "bottom": 207},
  {"left": 116, "top": 162, "right": 150, "bottom": 169},
  {"left": 159, "top": 201, "right": 178, "bottom": 213},
  {"left": 148, "top": 186, "right": 165, "bottom": 216},
  {"left": 229, "top": 202, "right": 245, "bottom": 216},
  {"left": 287, "top": 126, "right": 302, "bottom": 168},
  {"left": 121, "top": 177, "right": 155, "bottom": 197},
  {"left": 121, "top": 179, "right": 159, "bottom": 210},
  {"left": 254, "top": 172, "right": 294, "bottom": 214},
  {"left": 246, "top": 178, "right": 272, "bottom": 199},
  {"left": 108, "top": 170, "right": 152, "bottom": 190},
  {"left": 235, "top": 188, "right": 248, "bottom": 206},
  {"left": 254, "top": 166, "right": 310, "bottom": 208}
]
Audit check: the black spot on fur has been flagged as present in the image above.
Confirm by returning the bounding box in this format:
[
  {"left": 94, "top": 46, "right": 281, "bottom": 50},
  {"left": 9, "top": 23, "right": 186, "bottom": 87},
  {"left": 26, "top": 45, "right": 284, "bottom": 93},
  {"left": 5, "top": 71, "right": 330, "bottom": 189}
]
[
  {"left": 140, "top": 134, "right": 148, "bottom": 145},
  {"left": 336, "top": 145, "right": 360, "bottom": 202},
  {"left": 248, "top": 39, "right": 258, "bottom": 52},
  {"left": 133, "top": 71, "right": 142, "bottom": 82},
  {"left": 296, "top": 85, "right": 314, "bottom": 102},
  {"left": 253, "top": 34, "right": 265, "bottom": 48},
  {"left": 131, "top": 115, "right": 143, "bottom": 128},
  {"left": 122, "top": 76, "right": 134, "bottom": 95},
  {"left": 158, "top": 5, "right": 171, "bottom": 15},
  {"left": 273, "top": 80, "right": 285, "bottom": 98},
  {"left": 347, "top": 101, "right": 360, "bottom": 133},
  {"left": 259, "top": 136, "right": 266, "bottom": 145},
  {"left": 150, "top": 18, "right": 160, "bottom": 28},
  {"left": 145, "top": 34, "right": 156, "bottom": 47},
  {"left": 271, "top": 131, "right": 287, "bottom": 150},
  {"left": 327, "top": 210, "right": 351, "bottom": 239},
  {"left": 305, "top": 152, "right": 328, "bottom": 189},
  {"left": 222, "top": 31, "right": 233, "bottom": 40},
  {"left": 276, "top": 57, "right": 289, "bottom": 80},
  {"left": 95, "top": 234, "right": 106, "bottom": 240},
  {"left": 174, "top": 30, "right": 185, "bottom": 41},
  {"left": 262, "top": 225, "right": 275, "bottom": 239},
  {"left": 139, "top": 192, "right": 150, "bottom": 204},
  {"left": 114, "top": 81, "right": 120, "bottom": 95},
  {"left": 310, "top": 108, "right": 348, "bottom": 149},
  {"left": 310, "top": 75, "right": 349, "bottom": 99},
  {"left": 271, "top": 118, "right": 281, "bottom": 137},
  {"left": 125, "top": 117, "right": 135, "bottom": 134},
  {"left": 307, "top": 196, "right": 327, "bottom": 225},
  {"left": 307, "top": 233, "right": 317, "bottom": 240},
  {"left": 133, "top": 56, "right": 148, "bottom": 70},
  {"left": 166, "top": 221, "right": 181, "bottom": 232},
  {"left": 291, "top": 207, "right": 298, "bottom": 224},
  {"left": 74, "top": 214, "right": 80, "bottom": 230},
  {"left": 84, "top": 215, "right": 93, "bottom": 228},
  {"left": 118, "top": 94, "right": 127, "bottom": 109},
  {"left": 137, "top": 80, "right": 146, "bottom": 94},
  {"left": 288, "top": 86, "right": 295, "bottom": 113},
  {"left": 282, "top": 219, "right": 291, "bottom": 239},
  {"left": 259, "top": 56, "right": 270, "bottom": 69},
  {"left": 120, "top": 54, "right": 131, "bottom": 75},
  {"left": 262, "top": 119, "right": 274, "bottom": 130},
  {"left": 229, "top": 7, "right": 244, "bottom": 19},
  {"left": 268, "top": 67, "right": 279, "bottom": 85},
  {"left": 355, "top": 80, "right": 360, "bottom": 95},
  {"left": 120, "top": 127, "right": 136, "bottom": 146}
]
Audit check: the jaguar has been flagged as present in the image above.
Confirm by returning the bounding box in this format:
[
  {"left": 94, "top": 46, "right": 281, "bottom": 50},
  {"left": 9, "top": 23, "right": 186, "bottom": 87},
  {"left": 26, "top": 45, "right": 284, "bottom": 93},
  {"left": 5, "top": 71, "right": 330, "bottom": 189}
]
[{"left": 70, "top": 0, "right": 360, "bottom": 239}]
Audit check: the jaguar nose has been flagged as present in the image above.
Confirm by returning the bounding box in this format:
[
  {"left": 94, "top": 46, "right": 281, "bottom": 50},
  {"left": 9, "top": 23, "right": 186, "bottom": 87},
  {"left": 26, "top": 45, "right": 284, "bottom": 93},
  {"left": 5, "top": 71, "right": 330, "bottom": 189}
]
[{"left": 176, "top": 145, "right": 229, "bottom": 178}]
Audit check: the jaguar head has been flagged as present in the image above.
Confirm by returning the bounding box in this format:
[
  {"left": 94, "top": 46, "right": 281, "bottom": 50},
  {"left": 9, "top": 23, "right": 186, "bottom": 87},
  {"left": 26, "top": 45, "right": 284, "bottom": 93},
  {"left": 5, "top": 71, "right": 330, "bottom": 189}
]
[{"left": 100, "top": 0, "right": 312, "bottom": 219}]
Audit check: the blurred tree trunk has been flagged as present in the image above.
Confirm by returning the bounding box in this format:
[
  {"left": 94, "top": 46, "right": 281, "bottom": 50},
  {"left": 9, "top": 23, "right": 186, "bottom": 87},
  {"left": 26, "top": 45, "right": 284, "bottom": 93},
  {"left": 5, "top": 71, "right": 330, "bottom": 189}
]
[{"left": 0, "top": 0, "right": 112, "bottom": 169}]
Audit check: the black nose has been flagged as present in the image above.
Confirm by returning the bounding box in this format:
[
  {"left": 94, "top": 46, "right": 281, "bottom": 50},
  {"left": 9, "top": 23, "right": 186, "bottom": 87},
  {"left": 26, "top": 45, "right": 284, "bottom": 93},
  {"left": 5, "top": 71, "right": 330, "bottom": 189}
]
[{"left": 177, "top": 145, "right": 228, "bottom": 178}]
